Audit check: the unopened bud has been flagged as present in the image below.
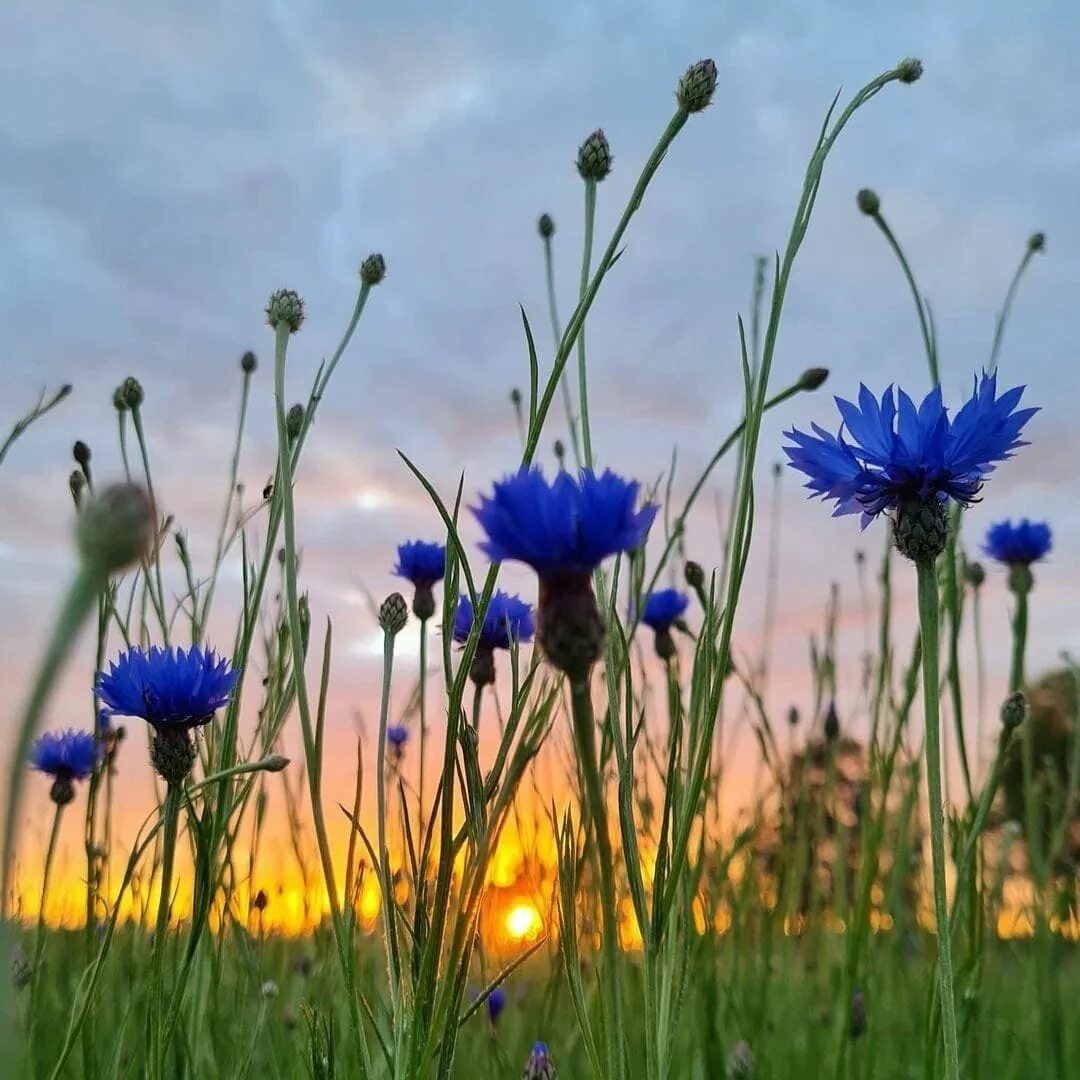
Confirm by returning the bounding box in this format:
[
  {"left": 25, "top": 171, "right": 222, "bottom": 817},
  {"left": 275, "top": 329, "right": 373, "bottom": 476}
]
[
  {"left": 798, "top": 367, "right": 829, "bottom": 391},
  {"left": 538, "top": 213, "right": 555, "bottom": 239},
  {"left": 265, "top": 289, "right": 306, "bottom": 333},
  {"left": 676, "top": 58, "right": 718, "bottom": 114},
  {"left": 261, "top": 980, "right": 279, "bottom": 999},
  {"left": 856, "top": 188, "right": 880, "bottom": 216},
  {"left": 824, "top": 701, "right": 840, "bottom": 742},
  {"left": 240, "top": 350, "right": 258, "bottom": 374},
  {"left": 553, "top": 439, "right": 566, "bottom": 467},
  {"left": 69, "top": 470, "right": 86, "bottom": 506},
  {"left": 577, "top": 129, "right": 612, "bottom": 182},
  {"left": 1001, "top": 692, "right": 1027, "bottom": 732},
  {"left": 360, "top": 253, "right": 386, "bottom": 286},
  {"left": 1028, "top": 232, "right": 1046, "bottom": 253},
  {"left": 120, "top": 376, "right": 144, "bottom": 409},
  {"left": 286, "top": 403, "right": 305, "bottom": 440},
  {"left": 72, "top": 441, "right": 91, "bottom": 468},
  {"left": 787, "top": 705, "right": 800, "bottom": 727},
  {"left": 896, "top": 58, "right": 923, "bottom": 84},
  {"left": 379, "top": 592, "right": 409, "bottom": 636},
  {"left": 684, "top": 560, "right": 705, "bottom": 590},
  {"left": 263, "top": 755, "right": 290, "bottom": 773},
  {"left": 77, "top": 483, "right": 154, "bottom": 574},
  {"left": 112, "top": 386, "right": 128, "bottom": 412},
  {"left": 964, "top": 561, "right": 985, "bottom": 589}
]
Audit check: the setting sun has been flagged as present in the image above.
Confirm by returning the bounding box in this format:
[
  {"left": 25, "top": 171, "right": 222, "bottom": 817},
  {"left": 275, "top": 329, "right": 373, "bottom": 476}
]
[{"left": 504, "top": 901, "right": 543, "bottom": 942}]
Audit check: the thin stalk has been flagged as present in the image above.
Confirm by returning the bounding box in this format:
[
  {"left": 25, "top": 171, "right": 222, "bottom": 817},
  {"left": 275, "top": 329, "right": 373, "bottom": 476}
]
[
  {"left": 129, "top": 405, "right": 171, "bottom": 644},
  {"left": 569, "top": 677, "right": 623, "bottom": 1076},
  {"left": 375, "top": 627, "right": 401, "bottom": 1017},
  {"left": 577, "top": 178, "right": 598, "bottom": 468},
  {"left": 972, "top": 585, "right": 987, "bottom": 781},
  {"left": 989, "top": 241, "right": 1041, "bottom": 373},
  {"left": 28, "top": 803, "right": 64, "bottom": 1023},
  {"left": 542, "top": 230, "right": 581, "bottom": 466},
  {"left": 915, "top": 557, "right": 960, "bottom": 1080},
  {"left": 1008, "top": 577, "right": 1029, "bottom": 694},
  {"left": 418, "top": 617, "right": 429, "bottom": 834},
  {"left": 149, "top": 783, "right": 182, "bottom": 1079}
]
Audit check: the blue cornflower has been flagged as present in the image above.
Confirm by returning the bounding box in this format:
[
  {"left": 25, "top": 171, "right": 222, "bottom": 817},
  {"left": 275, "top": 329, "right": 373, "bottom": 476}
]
[
  {"left": 30, "top": 730, "right": 98, "bottom": 782},
  {"left": 473, "top": 468, "right": 657, "bottom": 579},
  {"left": 454, "top": 592, "right": 535, "bottom": 650},
  {"left": 473, "top": 469, "right": 657, "bottom": 682},
  {"left": 637, "top": 588, "right": 689, "bottom": 662},
  {"left": 523, "top": 1041, "right": 556, "bottom": 1080},
  {"left": 640, "top": 589, "right": 689, "bottom": 632},
  {"left": 387, "top": 725, "right": 409, "bottom": 750},
  {"left": 394, "top": 540, "right": 446, "bottom": 620},
  {"left": 486, "top": 985, "right": 507, "bottom": 1024},
  {"left": 983, "top": 518, "right": 1052, "bottom": 568},
  {"left": 30, "top": 729, "right": 98, "bottom": 805},
  {"left": 784, "top": 372, "right": 1036, "bottom": 561},
  {"left": 96, "top": 645, "right": 239, "bottom": 729}
]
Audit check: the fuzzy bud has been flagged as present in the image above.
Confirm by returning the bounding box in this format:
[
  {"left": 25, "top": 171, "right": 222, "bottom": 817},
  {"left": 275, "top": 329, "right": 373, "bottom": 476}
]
[
  {"left": 252, "top": 889, "right": 269, "bottom": 912},
  {"left": 538, "top": 575, "right": 605, "bottom": 683},
  {"left": 120, "top": 376, "right": 144, "bottom": 409},
  {"left": 49, "top": 777, "right": 75, "bottom": 807},
  {"left": 72, "top": 440, "right": 92, "bottom": 468},
  {"left": 896, "top": 58, "right": 923, "bottom": 84},
  {"left": 286, "top": 403, "right": 305, "bottom": 440},
  {"left": 379, "top": 592, "right": 409, "bottom": 636},
  {"left": 553, "top": 439, "right": 566, "bottom": 467},
  {"left": 469, "top": 646, "right": 497, "bottom": 689},
  {"left": 856, "top": 188, "right": 880, "bottom": 216},
  {"left": 677, "top": 58, "right": 718, "bottom": 114},
  {"left": 824, "top": 701, "right": 840, "bottom": 742},
  {"left": 266, "top": 289, "right": 305, "bottom": 333},
  {"left": 360, "top": 253, "right": 386, "bottom": 286},
  {"left": 684, "top": 560, "right": 705, "bottom": 590},
  {"left": 1028, "top": 232, "right": 1046, "bottom": 253},
  {"left": 1008, "top": 564, "right": 1034, "bottom": 596},
  {"left": 69, "top": 469, "right": 86, "bottom": 506},
  {"left": 577, "top": 129, "right": 612, "bottom": 182},
  {"left": 510, "top": 388, "right": 523, "bottom": 408},
  {"left": 1001, "top": 692, "right": 1027, "bottom": 732},
  {"left": 240, "top": 350, "right": 258, "bottom": 374},
  {"left": 538, "top": 213, "right": 555, "bottom": 239},
  {"left": 798, "top": 367, "right": 829, "bottom": 391},
  {"left": 112, "top": 386, "right": 128, "bottom": 412},
  {"left": 77, "top": 483, "right": 155, "bottom": 574},
  {"left": 261, "top": 980, "right": 279, "bottom": 999},
  {"left": 964, "top": 561, "right": 985, "bottom": 589},
  {"left": 263, "top": 755, "right": 290, "bottom": 773},
  {"left": 787, "top": 705, "right": 800, "bottom": 727}
]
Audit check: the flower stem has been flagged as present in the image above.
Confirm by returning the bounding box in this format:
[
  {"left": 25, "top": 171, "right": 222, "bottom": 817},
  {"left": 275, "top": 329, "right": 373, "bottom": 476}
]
[
  {"left": 418, "top": 616, "right": 429, "bottom": 833},
  {"left": 375, "top": 626, "right": 401, "bottom": 1016},
  {"left": 915, "top": 557, "right": 960, "bottom": 1080},
  {"left": 28, "top": 802, "right": 64, "bottom": 1033},
  {"left": 541, "top": 231, "right": 581, "bottom": 467},
  {"left": 149, "top": 782, "right": 182, "bottom": 1079},
  {"left": 1008, "top": 576, "right": 1029, "bottom": 694},
  {"left": 569, "top": 677, "right": 623, "bottom": 1076},
  {"left": 577, "top": 178, "right": 597, "bottom": 469}
]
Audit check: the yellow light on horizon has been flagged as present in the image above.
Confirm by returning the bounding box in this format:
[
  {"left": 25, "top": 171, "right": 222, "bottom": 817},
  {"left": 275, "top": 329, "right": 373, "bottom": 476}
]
[{"left": 505, "top": 901, "right": 542, "bottom": 942}]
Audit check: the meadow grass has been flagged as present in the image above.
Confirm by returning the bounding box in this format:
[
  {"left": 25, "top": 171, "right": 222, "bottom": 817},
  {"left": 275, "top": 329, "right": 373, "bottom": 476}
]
[{"left": 1, "top": 56, "right": 1075, "bottom": 1080}]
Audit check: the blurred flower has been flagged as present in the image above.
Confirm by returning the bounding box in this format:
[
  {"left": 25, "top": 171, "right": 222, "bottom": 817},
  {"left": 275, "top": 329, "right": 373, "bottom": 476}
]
[
  {"left": 725, "top": 1040, "right": 754, "bottom": 1079},
  {"left": 394, "top": 540, "right": 446, "bottom": 620},
  {"left": 523, "top": 1040, "right": 557, "bottom": 1079},
  {"left": 638, "top": 588, "right": 689, "bottom": 662},
  {"left": 30, "top": 730, "right": 98, "bottom": 782},
  {"left": 983, "top": 519, "right": 1052, "bottom": 568},
  {"left": 387, "top": 725, "right": 409, "bottom": 751},
  {"left": 486, "top": 985, "right": 507, "bottom": 1024},
  {"left": 824, "top": 701, "right": 841, "bottom": 742},
  {"left": 474, "top": 468, "right": 655, "bottom": 578},
  {"left": 454, "top": 592, "right": 535, "bottom": 651},
  {"left": 97, "top": 646, "right": 239, "bottom": 729}
]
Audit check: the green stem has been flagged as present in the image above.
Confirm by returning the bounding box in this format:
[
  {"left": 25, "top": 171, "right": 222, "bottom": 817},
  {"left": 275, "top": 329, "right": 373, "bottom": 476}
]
[
  {"left": 149, "top": 783, "right": 182, "bottom": 1079},
  {"left": 272, "top": 321, "right": 371, "bottom": 1075},
  {"left": 129, "top": 405, "right": 171, "bottom": 645},
  {"left": 28, "top": 803, "right": 64, "bottom": 1029},
  {"left": 569, "top": 677, "right": 622, "bottom": 1077},
  {"left": 375, "top": 627, "right": 401, "bottom": 1017},
  {"left": 1008, "top": 578, "right": 1029, "bottom": 695},
  {"left": 915, "top": 557, "right": 960, "bottom": 1080},
  {"left": 577, "top": 179, "right": 597, "bottom": 468},
  {"left": 989, "top": 244, "right": 1038, "bottom": 373},
  {"left": 542, "top": 233, "right": 581, "bottom": 467},
  {"left": 418, "top": 617, "right": 429, "bottom": 833}
]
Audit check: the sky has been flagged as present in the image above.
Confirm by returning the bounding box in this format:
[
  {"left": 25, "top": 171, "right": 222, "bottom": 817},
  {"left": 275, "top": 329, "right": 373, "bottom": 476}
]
[{"left": 2, "top": 1, "right": 1079, "bottom": 913}]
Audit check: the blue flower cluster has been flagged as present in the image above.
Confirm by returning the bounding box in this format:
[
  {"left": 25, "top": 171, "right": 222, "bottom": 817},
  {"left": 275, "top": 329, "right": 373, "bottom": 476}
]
[
  {"left": 30, "top": 730, "right": 98, "bottom": 782},
  {"left": 983, "top": 518, "right": 1052, "bottom": 567},
  {"left": 523, "top": 1040, "right": 556, "bottom": 1079},
  {"left": 96, "top": 645, "right": 239, "bottom": 728},
  {"left": 784, "top": 373, "right": 1036, "bottom": 526},
  {"left": 473, "top": 468, "right": 656, "bottom": 578},
  {"left": 454, "top": 591, "right": 535, "bottom": 650},
  {"left": 387, "top": 724, "right": 409, "bottom": 749},
  {"left": 640, "top": 588, "right": 689, "bottom": 633}
]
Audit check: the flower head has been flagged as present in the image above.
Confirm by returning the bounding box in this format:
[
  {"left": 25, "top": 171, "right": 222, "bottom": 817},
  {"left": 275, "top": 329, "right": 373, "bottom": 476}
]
[
  {"left": 784, "top": 373, "right": 1036, "bottom": 527},
  {"left": 454, "top": 592, "right": 535, "bottom": 651},
  {"left": 96, "top": 645, "right": 239, "bottom": 729},
  {"left": 983, "top": 518, "right": 1052, "bottom": 568},
  {"left": 523, "top": 1040, "right": 557, "bottom": 1079},
  {"left": 393, "top": 541, "right": 446, "bottom": 587},
  {"left": 474, "top": 468, "right": 657, "bottom": 579},
  {"left": 30, "top": 730, "right": 98, "bottom": 782},
  {"left": 387, "top": 725, "right": 409, "bottom": 749},
  {"left": 486, "top": 985, "right": 507, "bottom": 1024},
  {"left": 640, "top": 589, "right": 689, "bottom": 633}
]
